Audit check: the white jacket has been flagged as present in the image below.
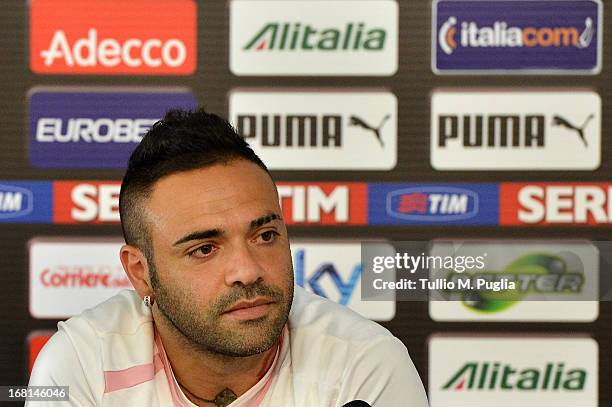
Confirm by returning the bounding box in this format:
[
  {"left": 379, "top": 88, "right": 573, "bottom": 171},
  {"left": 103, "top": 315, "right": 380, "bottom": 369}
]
[{"left": 29, "top": 286, "right": 428, "bottom": 406}]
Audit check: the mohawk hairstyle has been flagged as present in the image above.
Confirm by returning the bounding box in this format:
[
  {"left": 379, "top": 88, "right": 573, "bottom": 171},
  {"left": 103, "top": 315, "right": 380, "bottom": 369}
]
[{"left": 119, "top": 108, "right": 268, "bottom": 259}]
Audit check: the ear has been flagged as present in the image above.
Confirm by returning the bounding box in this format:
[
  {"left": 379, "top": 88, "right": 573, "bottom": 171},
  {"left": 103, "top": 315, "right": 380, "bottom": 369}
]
[{"left": 120, "top": 244, "right": 152, "bottom": 299}]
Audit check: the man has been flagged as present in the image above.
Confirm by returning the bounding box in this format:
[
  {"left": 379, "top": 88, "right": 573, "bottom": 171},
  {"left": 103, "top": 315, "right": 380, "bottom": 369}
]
[{"left": 29, "top": 109, "right": 429, "bottom": 406}]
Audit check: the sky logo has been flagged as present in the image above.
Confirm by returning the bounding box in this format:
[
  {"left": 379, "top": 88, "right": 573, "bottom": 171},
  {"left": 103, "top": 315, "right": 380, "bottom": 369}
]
[
  {"left": 433, "top": 0, "right": 601, "bottom": 74},
  {"left": 290, "top": 241, "right": 395, "bottom": 321},
  {"left": 29, "top": 89, "right": 197, "bottom": 168},
  {"left": 294, "top": 248, "right": 361, "bottom": 306}
]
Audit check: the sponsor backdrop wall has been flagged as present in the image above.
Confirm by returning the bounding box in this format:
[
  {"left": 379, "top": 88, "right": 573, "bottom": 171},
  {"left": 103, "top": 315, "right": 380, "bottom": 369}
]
[{"left": 0, "top": 0, "right": 610, "bottom": 405}]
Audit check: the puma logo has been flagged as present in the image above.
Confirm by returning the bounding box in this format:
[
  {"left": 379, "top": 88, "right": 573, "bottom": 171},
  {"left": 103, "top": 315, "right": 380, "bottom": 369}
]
[
  {"left": 552, "top": 114, "right": 594, "bottom": 147},
  {"left": 349, "top": 115, "right": 390, "bottom": 147}
]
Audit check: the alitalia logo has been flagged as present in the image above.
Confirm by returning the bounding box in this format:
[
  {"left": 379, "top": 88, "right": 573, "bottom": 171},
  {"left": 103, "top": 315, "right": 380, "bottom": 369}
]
[
  {"left": 244, "top": 22, "right": 387, "bottom": 51},
  {"left": 443, "top": 362, "right": 587, "bottom": 391}
]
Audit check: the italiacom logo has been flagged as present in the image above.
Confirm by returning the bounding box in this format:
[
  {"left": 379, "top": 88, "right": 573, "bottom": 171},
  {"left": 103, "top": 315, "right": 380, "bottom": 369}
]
[
  {"left": 433, "top": 0, "right": 601, "bottom": 73},
  {"left": 29, "top": 0, "right": 196, "bottom": 75},
  {"left": 230, "top": 0, "right": 398, "bottom": 75},
  {"left": 443, "top": 361, "right": 587, "bottom": 391},
  {"left": 230, "top": 91, "right": 397, "bottom": 170}
]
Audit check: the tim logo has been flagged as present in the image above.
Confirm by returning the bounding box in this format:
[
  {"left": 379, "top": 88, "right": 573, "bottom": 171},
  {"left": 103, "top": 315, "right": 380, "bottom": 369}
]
[
  {"left": 294, "top": 249, "right": 361, "bottom": 306},
  {"left": 387, "top": 187, "right": 478, "bottom": 221},
  {"left": 0, "top": 184, "right": 33, "bottom": 219}
]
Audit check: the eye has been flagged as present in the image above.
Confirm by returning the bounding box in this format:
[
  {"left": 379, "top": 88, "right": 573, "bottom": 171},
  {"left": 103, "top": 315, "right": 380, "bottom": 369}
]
[
  {"left": 188, "top": 243, "right": 217, "bottom": 258},
  {"left": 256, "top": 230, "right": 279, "bottom": 244}
]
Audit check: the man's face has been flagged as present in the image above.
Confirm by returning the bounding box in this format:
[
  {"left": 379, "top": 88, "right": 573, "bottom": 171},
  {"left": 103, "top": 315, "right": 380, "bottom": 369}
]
[{"left": 145, "top": 159, "right": 294, "bottom": 357}]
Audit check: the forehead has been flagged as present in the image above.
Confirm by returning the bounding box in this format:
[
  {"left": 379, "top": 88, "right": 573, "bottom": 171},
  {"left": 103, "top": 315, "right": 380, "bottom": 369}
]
[{"left": 145, "top": 160, "right": 279, "bottom": 239}]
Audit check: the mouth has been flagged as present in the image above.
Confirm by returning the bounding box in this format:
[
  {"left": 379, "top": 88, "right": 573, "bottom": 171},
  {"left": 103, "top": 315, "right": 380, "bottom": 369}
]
[{"left": 222, "top": 298, "right": 276, "bottom": 320}]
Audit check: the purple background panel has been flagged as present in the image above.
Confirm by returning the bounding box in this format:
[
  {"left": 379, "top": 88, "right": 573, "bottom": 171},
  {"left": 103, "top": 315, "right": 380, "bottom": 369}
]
[
  {"left": 434, "top": 0, "right": 600, "bottom": 72},
  {"left": 29, "top": 90, "right": 197, "bottom": 169}
]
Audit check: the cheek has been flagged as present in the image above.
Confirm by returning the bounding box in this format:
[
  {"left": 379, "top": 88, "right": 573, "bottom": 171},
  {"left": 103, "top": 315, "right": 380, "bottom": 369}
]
[
  {"left": 260, "top": 245, "right": 294, "bottom": 283},
  {"left": 155, "top": 260, "right": 221, "bottom": 303}
]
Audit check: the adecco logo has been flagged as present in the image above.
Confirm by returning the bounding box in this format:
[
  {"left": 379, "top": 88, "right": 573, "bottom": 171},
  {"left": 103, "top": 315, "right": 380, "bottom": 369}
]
[
  {"left": 230, "top": 0, "right": 397, "bottom": 75},
  {"left": 429, "top": 336, "right": 598, "bottom": 407},
  {"left": 30, "top": 0, "right": 196, "bottom": 75},
  {"left": 29, "top": 238, "right": 131, "bottom": 319},
  {"left": 291, "top": 240, "right": 395, "bottom": 321}
]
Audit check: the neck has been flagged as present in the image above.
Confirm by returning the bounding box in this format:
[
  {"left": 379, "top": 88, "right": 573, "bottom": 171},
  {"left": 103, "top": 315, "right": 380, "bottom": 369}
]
[{"left": 152, "top": 308, "right": 280, "bottom": 405}]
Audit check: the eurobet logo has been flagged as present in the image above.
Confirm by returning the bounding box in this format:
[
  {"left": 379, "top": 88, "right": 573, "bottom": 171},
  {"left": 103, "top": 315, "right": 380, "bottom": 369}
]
[
  {"left": 29, "top": 239, "right": 131, "bottom": 318},
  {"left": 367, "top": 184, "right": 499, "bottom": 225},
  {"left": 428, "top": 241, "right": 599, "bottom": 322},
  {"left": 277, "top": 183, "right": 367, "bottom": 225},
  {"left": 429, "top": 336, "right": 598, "bottom": 407},
  {"left": 500, "top": 183, "right": 612, "bottom": 226},
  {"left": 0, "top": 182, "right": 53, "bottom": 223},
  {"left": 431, "top": 90, "right": 601, "bottom": 170},
  {"left": 291, "top": 241, "right": 395, "bottom": 321},
  {"left": 29, "top": 89, "right": 197, "bottom": 168},
  {"left": 433, "top": 0, "right": 601, "bottom": 73},
  {"left": 30, "top": 0, "right": 196, "bottom": 75},
  {"left": 230, "top": 0, "right": 397, "bottom": 75},
  {"left": 230, "top": 91, "right": 397, "bottom": 170}
]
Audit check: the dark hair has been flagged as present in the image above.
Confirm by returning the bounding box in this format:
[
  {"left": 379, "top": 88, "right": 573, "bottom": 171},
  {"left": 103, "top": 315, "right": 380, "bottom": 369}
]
[{"left": 119, "top": 108, "right": 269, "bottom": 259}]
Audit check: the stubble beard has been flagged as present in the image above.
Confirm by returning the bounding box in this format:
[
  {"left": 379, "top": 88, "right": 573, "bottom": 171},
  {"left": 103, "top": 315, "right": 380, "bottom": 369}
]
[{"left": 149, "top": 260, "right": 294, "bottom": 357}]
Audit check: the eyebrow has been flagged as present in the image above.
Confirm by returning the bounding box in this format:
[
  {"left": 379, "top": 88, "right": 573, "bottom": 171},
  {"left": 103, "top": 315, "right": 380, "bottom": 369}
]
[
  {"left": 172, "top": 229, "right": 223, "bottom": 247},
  {"left": 172, "top": 212, "right": 283, "bottom": 247},
  {"left": 250, "top": 212, "right": 282, "bottom": 229}
]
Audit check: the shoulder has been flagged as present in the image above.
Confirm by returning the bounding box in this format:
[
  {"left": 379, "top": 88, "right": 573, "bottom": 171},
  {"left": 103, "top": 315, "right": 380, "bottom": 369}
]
[
  {"left": 286, "top": 286, "right": 428, "bottom": 406},
  {"left": 289, "top": 285, "right": 394, "bottom": 344},
  {"left": 29, "top": 290, "right": 154, "bottom": 399},
  {"left": 287, "top": 286, "right": 402, "bottom": 374}
]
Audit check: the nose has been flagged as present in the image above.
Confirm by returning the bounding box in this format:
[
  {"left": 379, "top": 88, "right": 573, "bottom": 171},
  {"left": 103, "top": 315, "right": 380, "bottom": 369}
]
[{"left": 224, "top": 241, "right": 265, "bottom": 287}]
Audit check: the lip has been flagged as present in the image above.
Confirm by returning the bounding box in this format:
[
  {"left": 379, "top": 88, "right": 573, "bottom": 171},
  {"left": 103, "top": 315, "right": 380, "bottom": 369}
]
[{"left": 222, "top": 298, "right": 275, "bottom": 319}]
